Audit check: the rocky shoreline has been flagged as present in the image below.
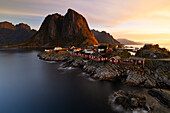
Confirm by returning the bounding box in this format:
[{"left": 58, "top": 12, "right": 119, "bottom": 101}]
[
  {"left": 38, "top": 51, "right": 170, "bottom": 112},
  {"left": 38, "top": 51, "right": 170, "bottom": 89},
  {"left": 109, "top": 90, "right": 151, "bottom": 113}
]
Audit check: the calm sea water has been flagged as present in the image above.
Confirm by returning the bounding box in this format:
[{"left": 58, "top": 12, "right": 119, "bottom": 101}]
[
  {"left": 0, "top": 48, "right": 144, "bottom": 113},
  {"left": 125, "top": 44, "right": 170, "bottom": 51}
]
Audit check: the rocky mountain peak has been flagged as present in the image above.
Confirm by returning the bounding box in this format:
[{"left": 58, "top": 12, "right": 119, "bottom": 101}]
[
  {"left": 16, "top": 23, "right": 31, "bottom": 31},
  {"left": 0, "top": 21, "right": 16, "bottom": 30},
  {"left": 66, "top": 8, "right": 79, "bottom": 16},
  {"left": 0, "top": 21, "right": 36, "bottom": 46},
  {"left": 0, "top": 21, "right": 32, "bottom": 31},
  {"left": 27, "top": 9, "right": 98, "bottom": 47},
  {"left": 54, "top": 13, "right": 63, "bottom": 19}
]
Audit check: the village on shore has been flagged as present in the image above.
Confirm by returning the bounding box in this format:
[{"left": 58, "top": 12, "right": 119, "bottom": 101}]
[{"left": 44, "top": 43, "right": 146, "bottom": 66}]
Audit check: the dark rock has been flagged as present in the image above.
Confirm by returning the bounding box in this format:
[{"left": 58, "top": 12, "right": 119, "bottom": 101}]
[
  {"left": 148, "top": 88, "right": 170, "bottom": 108},
  {"left": 27, "top": 9, "right": 98, "bottom": 47},
  {"left": 109, "top": 90, "right": 149, "bottom": 112},
  {"left": 38, "top": 51, "right": 69, "bottom": 61}
]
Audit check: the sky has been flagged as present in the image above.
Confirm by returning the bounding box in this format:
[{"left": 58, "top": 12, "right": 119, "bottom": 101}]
[{"left": 0, "top": 0, "right": 170, "bottom": 45}]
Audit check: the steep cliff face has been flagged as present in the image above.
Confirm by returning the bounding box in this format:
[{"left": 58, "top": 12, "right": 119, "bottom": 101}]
[
  {"left": 28, "top": 9, "right": 98, "bottom": 47},
  {"left": 91, "top": 29, "right": 123, "bottom": 48},
  {"left": 28, "top": 13, "right": 64, "bottom": 46},
  {"left": 0, "top": 21, "right": 36, "bottom": 45}
]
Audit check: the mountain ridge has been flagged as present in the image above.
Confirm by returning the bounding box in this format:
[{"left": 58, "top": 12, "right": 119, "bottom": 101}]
[
  {"left": 26, "top": 8, "right": 98, "bottom": 47},
  {"left": 117, "top": 38, "right": 143, "bottom": 45},
  {"left": 91, "top": 29, "right": 123, "bottom": 48},
  {"left": 0, "top": 21, "right": 36, "bottom": 46}
]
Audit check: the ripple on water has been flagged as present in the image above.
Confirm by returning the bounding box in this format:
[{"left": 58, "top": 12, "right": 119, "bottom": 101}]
[
  {"left": 79, "top": 72, "right": 97, "bottom": 82},
  {"left": 58, "top": 66, "right": 77, "bottom": 70},
  {"left": 87, "top": 78, "right": 96, "bottom": 82},
  {"left": 81, "top": 72, "right": 90, "bottom": 76},
  {"left": 44, "top": 61, "right": 57, "bottom": 64}
]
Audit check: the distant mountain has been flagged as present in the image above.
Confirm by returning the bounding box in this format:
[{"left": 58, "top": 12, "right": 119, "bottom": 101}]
[
  {"left": 91, "top": 29, "right": 123, "bottom": 48},
  {"left": 116, "top": 38, "right": 143, "bottom": 45},
  {"left": 0, "top": 21, "right": 36, "bottom": 46},
  {"left": 25, "top": 8, "right": 98, "bottom": 47}
]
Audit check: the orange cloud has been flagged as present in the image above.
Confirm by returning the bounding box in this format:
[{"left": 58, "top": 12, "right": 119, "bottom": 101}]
[{"left": 1, "top": 0, "right": 170, "bottom": 45}]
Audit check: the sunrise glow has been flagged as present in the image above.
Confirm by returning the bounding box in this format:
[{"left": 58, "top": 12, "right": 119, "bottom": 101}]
[{"left": 1, "top": 0, "right": 170, "bottom": 44}]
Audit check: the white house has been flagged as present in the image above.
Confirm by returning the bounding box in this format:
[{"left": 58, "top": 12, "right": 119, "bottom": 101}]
[
  {"left": 84, "top": 49, "right": 94, "bottom": 54},
  {"left": 45, "top": 49, "right": 53, "bottom": 52},
  {"left": 98, "top": 49, "right": 105, "bottom": 53},
  {"left": 54, "top": 47, "right": 62, "bottom": 51},
  {"left": 73, "top": 48, "right": 82, "bottom": 52}
]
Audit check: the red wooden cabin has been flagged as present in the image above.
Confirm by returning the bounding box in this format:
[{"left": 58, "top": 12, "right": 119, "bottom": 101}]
[
  {"left": 81, "top": 52, "right": 86, "bottom": 58},
  {"left": 91, "top": 54, "right": 108, "bottom": 62},
  {"left": 109, "top": 56, "right": 121, "bottom": 64},
  {"left": 91, "top": 53, "right": 99, "bottom": 61},
  {"left": 101, "top": 55, "right": 108, "bottom": 61},
  {"left": 89, "top": 54, "right": 93, "bottom": 59},
  {"left": 130, "top": 57, "right": 145, "bottom": 65},
  {"left": 84, "top": 53, "right": 90, "bottom": 59},
  {"left": 73, "top": 52, "right": 79, "bottom": 56}
]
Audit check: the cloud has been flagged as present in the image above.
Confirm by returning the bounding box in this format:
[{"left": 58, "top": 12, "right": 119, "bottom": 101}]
[
  {"left": 1, "top": 0, "right": 170, "bottom": 42},
  {"left": 1, "top": 0, "right": 170, "bottom": 26}
]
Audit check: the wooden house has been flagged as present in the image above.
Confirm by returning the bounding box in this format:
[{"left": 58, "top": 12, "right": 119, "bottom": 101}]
[
  {"left": 97, "top": 45, "right": 108, "bottom": 53},
  {"left": 84, "top": 49, "right": 95, "bottom": 54},
  {"left": 70, "top": 46, "right": 76, "bottom": 50},
  {"left": 106, "top": 48, "right": 113, "bottom": 55},
  {"left": 45, "top": 49, "right": 53, "bottom": 53},
  {"left": 54, "top": 47, "right": 62, "bottom": 51},
  {"left": 84, "top": 53, "right": 90, "bottom": 59},
  {"left": 84, "top": 49, "right": 95, "bottom": 59},
  {"left": 90, "top": 54, "right": 108, "bottom": 62},
  {"left": 73, "top": 51, "right": 79, "bottom": 56},
  {"left": 77, "top": 50, "right": 82, "bottom": 56},
  {"left": 109, "top": 56, "right": 121, "bottom": 64},
  {"left": 129, "top": 57, "right": 145, "bottom": 65},
  {"left": 73, "top": 48, "right": 82, "bottom": 52},
  {"left": 91, "top": 53, "right": 99, "bottom": 61},
  {"left": 80, "top": 51, "right": 86, "bottom": 58},
  {"left": 102, "top": 55, "right": 108, "bottom": 61},
  {"left": 89, "top": 54, "right": 93, "bottom": 59}
]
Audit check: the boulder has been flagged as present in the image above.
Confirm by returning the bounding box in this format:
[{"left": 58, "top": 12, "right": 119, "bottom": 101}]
[{"left": 109, "top": 90, "right": 149, "bottom": 111}]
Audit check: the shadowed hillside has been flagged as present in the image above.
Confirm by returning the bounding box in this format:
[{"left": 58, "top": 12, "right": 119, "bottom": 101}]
[
  {"left": 92, "top": 29, "right": 123, "bottom": 48},
  {"left": 0, "top": 21, "right": 36, "bottom": 46},
  {"left": 117, "top": 38, "right": 143, "bottom": 45}
]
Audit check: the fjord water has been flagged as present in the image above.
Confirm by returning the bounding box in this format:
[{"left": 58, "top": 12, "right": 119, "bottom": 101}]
[{"left": 0, "top": 48, "right": 142, "bottom": 113}]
